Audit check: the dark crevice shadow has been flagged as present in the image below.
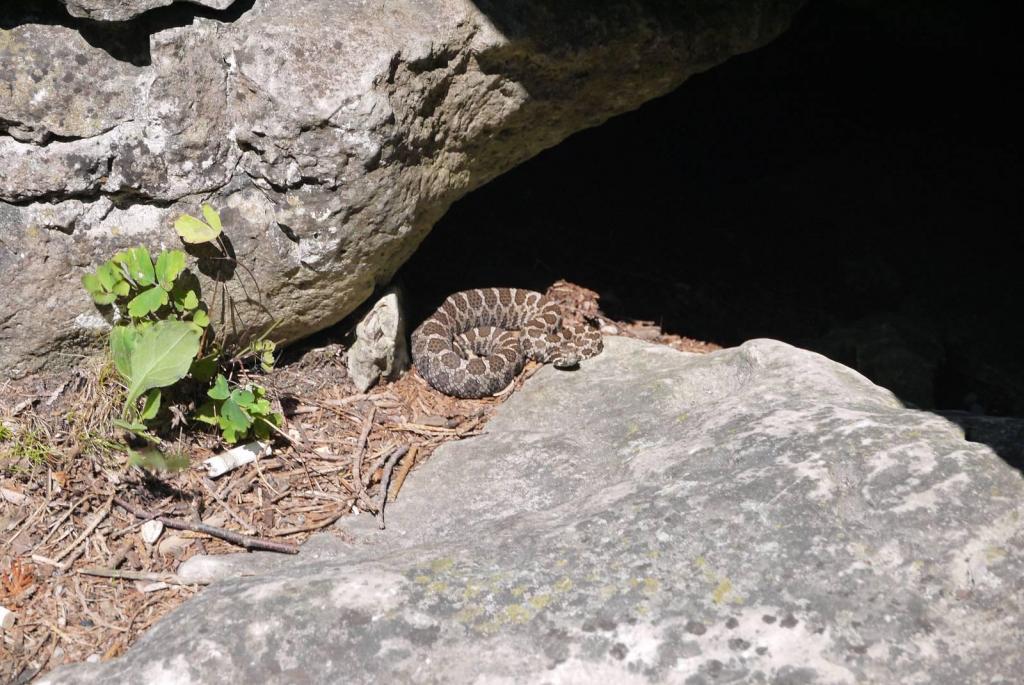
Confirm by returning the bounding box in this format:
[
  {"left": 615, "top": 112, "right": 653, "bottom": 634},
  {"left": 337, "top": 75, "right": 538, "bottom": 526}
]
[
  {"left": 397, "top": 0, "right": 1023, "bottom": 471},
  {"left": 0, "top": 0, "right": 256, "bottom": 66},
  {"left": 935, "top": 412, "right": 1024, "bottom": 474}
]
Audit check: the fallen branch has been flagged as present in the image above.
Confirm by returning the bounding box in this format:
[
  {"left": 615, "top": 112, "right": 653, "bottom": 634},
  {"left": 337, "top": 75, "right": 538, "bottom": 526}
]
[
  {"left": 113, "top": 497, "right": 298, "bottom": 555},
  {"left": 351, "top": 404, "right": 376, "bottom": 489},
  {"left": 375, "top": 445, "right": 409, "bottom": 530},
  {"left": 388, "top": 445, "right": 418, "bottom": 503},
  {"left": 271, "top": 507, "right": 350, "bottom": 537},
  {"left": 78, "top": 566, "right": 207, "bottom": 586}
]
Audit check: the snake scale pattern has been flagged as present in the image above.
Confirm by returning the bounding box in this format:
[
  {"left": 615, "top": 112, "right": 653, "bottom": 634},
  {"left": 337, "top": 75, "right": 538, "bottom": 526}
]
[{"left": 411, "top": 288, "right": 604, "bottom": 398}]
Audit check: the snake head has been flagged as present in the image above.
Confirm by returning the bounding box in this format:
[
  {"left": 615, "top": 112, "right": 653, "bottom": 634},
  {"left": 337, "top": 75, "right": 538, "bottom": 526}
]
[{"left": 552, "top": 350, "right": 582, "bottom": 369}]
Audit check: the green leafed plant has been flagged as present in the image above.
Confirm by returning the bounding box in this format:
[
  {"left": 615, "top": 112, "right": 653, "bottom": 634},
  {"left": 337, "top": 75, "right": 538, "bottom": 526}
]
[
  {"left": 82, "top": 203, "right": 284, "bottom": 469},
  {"left": 82, "top": 245, "right": 210, "bottom": 426},
  {"left": 195, "top": 374, "right": 283, "bottom": 443}
]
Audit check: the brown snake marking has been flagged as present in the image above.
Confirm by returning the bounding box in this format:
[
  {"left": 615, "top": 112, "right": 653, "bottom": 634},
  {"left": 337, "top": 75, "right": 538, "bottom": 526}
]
[{"left": 411, "top": 288, "right": 604, "bottom": 398}]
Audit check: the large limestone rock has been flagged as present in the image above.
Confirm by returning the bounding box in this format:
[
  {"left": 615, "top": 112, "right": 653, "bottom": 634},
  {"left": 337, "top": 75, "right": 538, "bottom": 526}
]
[
  {"left": 0, "top": 0, "right": 804, "bottom": 378},
  {"left": 58, "top": 0, "right": 234, "bottom": 22},
  {"left": 43, "top": 338, "right": 1024, "bottom": 683}
]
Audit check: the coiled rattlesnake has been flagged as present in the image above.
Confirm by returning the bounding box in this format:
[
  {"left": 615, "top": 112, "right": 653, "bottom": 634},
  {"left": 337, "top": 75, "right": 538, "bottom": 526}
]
[{"left": 411, "top": 288, "right": 604, "bottom": 398}]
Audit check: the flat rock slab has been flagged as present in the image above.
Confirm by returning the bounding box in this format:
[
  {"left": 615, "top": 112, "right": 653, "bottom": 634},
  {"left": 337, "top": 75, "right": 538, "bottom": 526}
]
[{"left": 44, "top": 338, "right": 1024, "bottom": 683}]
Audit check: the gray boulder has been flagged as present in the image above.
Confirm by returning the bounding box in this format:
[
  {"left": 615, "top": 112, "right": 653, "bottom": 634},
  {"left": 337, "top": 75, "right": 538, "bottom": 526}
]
[
  {"left": 0, "top": 0, "right": 804, "bottom": 378},
  {"left": 57, "top": 1, "right": 234, "bottom": 22},
  {"left": 43, "top": 338, "right": 1024, "bottom": 683}
]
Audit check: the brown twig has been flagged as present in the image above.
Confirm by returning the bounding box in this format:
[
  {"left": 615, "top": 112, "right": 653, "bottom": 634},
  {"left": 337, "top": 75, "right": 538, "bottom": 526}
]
[
  {"left": 351, "top": 404, "right": 376, "bottom": 489},
  {"left": 362, "top": 444, "right": 398, "bottom": 488},
  {"left": 271, "top": 508, "right": 349, "bottom": 536},
  {"left": 388, "top": 445, "right": 418, "bottom": 503},
  {"left": 375, "top": 445, "right": 409, "bottom": 530},
  {"left": 199, "top": 477, "right": 255, "bottom": 535},
  {"left": 78, "top": 566, "right": 206, "bottom": 586},
  {"left": 33, "top": 495, "right": 87, "bottom": 550},
  {"left": 53, "top": 494, "right": 113, "bottom": 563},
  {"left": 113, "top": 497, "right": 298, "bottom": 555}
]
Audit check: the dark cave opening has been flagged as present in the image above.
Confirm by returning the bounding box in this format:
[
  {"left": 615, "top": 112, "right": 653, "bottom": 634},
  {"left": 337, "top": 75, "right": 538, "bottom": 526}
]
[{"left": 398, "top": 0, "right": 1024, "bottom": 428}]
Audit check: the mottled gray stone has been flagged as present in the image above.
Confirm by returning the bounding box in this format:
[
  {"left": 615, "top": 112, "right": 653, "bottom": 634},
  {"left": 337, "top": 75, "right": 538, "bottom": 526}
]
[
  {"left": 58, "top": 0, "right": 234, "bottom": 22},
  {"left": 346, "top": 287, "right": 409, "bottom": 392},
  {"left": 0, "top": 0, "right": 804, "bottom": 377},
  {"left": 43, "top": 338, "right": 1024, "bottom": 683}
]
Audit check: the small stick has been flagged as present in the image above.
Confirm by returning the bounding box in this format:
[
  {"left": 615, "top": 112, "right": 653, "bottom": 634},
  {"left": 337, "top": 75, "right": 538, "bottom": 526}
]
[
  {"left": 53, "top": 494, "right": 113, "bottom": 563},
  {"left": 318, "top": 394, "right": 371, "bottom": 408},
  {"left": 388, "top": 445, "right": 418, "bottom": 503},
  {"left": 362, "top": 444, "right": 399, "bottom": 488},
  {"left": 375, "top": 446, "right": 409, "bottom": 530},
  {"left": 200, "top": 477, "right": 255, "bottom": 534},
  {"left": 30, "top": 554, "right": 67, "bottom": 570},
  {"left": 35, "top": 495, "right": 87, "bottom": 549},
  {"left": 351, "top": 404, "right": 376, "bottom": 488},
  {"left": 113, "top": 497, "right": 298, "bottom": 555},
  {"left": 3, "top": 498, "right": 48, "bottom": 549},
  {"left": 271, "top": 508, "right": 349, "bottom": 536},
  {"left": 78, "top": 566, "right": 207, "bottom": 586}
]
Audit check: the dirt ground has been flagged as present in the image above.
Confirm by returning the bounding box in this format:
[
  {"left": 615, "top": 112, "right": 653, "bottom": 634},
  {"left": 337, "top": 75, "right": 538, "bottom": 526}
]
[{"left": 0, "top": 281, "right": 715, "bottom": 683}]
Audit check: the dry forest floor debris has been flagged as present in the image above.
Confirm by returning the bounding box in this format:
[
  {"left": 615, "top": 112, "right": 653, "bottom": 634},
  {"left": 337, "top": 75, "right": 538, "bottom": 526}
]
[{"left": 0, "top": 281, "right": 716, "bottom": 682}]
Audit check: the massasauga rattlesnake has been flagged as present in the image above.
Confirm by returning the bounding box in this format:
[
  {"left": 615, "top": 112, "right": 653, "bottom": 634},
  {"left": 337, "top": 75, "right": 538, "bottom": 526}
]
[{"left": 411, "top": 288, "right": 604, "bottom": 398}]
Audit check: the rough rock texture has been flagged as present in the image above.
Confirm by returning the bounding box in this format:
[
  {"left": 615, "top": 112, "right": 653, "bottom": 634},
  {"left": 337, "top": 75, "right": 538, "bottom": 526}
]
[
  {"left": 0, "top": 0, "right": 804, "bottom": 378},
  {"left": 44, "top": 338, "right": 1024, "bottom": 683},
  {"left": 58, "top": 0, "right": 234, "bottom": 22},
  {"left": 346, "top": 287, "right": 409, "bottom": 392}
]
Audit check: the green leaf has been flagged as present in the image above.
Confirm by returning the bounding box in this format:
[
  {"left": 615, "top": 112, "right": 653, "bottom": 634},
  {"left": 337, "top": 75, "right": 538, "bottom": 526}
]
[
  {"left": 218, "top": 396, "right": 251, "bottom": 443},
  {"left": 230, "top": 387, "right": 255, "bottom": 407},
  {"left": 113, "top": 418, "right": 148, "bottom": 433},
  {"left": 127, "top": 286, "right": 169, "bottom": 318},
  {"left": 181, "top": 290, "right": 199, "bottom": 310},
  {"left": 194, "top": 400, "right": 219, "bottom": 425},
  {"left": 91, "top": 291, "right": 118, "bottom": 305},
  {"left": 169, "top": 271, "right": 202, "bottom": 312},
  {"left": 113, "top": 247, "right": 155, "bottom": 286},
  {"left": 202, "top": 203, "right": 223, "bottom": 234},
  {"left": 82, "top": 273, "right": 103, "bottom": 296},
  {"left": 221, "top": 396, "right": 252, "bottom": 429},
  {"left": 140, "top": 388, "right": 161, "bottom": 421},
  {"left": 191, "top": 309, "right": 210, "bottom": 328},
  {"left": 124, "top": 320, "right": 202, "bottom": 406},
  {"left": 260, "top": 349, "right": 275, "bottom": 373},
  {"left": 249, "top": 398, "right": 272, "bottom": 414},
  {"left": 109, "top": 325, "right": 140, "bottom": 380},
  {"left": 207, "top": 374, "right": 230, "bottom": 400},
  {"left": 253, "top": 411, "right": 284, "bottom": 441},
  {"left": 95, "top": 262, "right": 122, "bottom": 291},
  {"left": 174, "top": 210, "right": 222, "bottom": 244},
  {"left": 155, "top": 250, "right": 186, "bottom": 291},
  {"left": 112, "top": 280, "right": 131, "bottom": 297},
  {"left": 190, "top": 352, "right": 219, "bottom": 383},
  {"left": 253, "top": 418, "right": 272, "bottom": 441}
]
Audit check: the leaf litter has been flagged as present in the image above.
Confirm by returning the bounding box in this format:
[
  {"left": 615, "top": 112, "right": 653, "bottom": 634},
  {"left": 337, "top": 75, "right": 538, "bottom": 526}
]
[{"left": 0, "top": 281, "right": 716, "bottom": 682}]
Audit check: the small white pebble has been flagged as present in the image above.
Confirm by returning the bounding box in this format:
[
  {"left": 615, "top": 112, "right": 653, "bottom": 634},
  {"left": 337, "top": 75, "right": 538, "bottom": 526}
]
[
  {"left": 141, "top": 520, "right": 164, "bottom": 545},
  {"left": 203, "top": 441, "right": 269, "bottom": 478}
]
